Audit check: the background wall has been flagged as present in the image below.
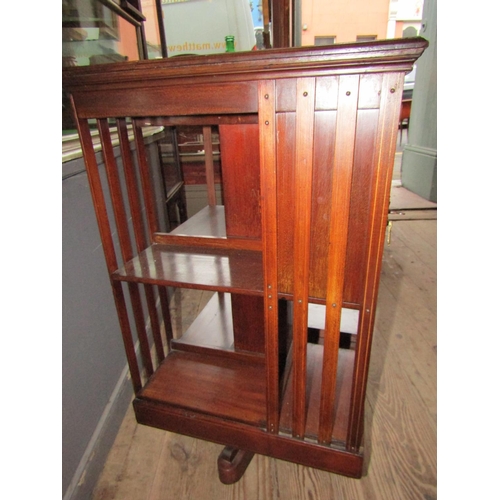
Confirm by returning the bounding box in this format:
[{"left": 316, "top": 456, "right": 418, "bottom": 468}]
[
  {"left": 401, "top": 0, "right": 437, "bottom": 201},
  {"left": 300, "top": 0, "right": 390, "bottom": 44}
]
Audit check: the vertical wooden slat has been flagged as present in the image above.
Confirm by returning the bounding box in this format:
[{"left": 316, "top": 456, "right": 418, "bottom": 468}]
[
  {"left": 171, "top": 127, "right": 188, "bottom": 225},
  {"left": 317, "top": 74, "right": 359, "bottom": 444},
  {"left": 158, "top": 286, "right": 174, "bottom": 347},
  {"left": 117, "top": 120, "right": 148, "bottom": 250},
  {"left": 99, "top": 119, "right": 155, "bottom": 376},
  {"left": 276, "top": 111, "right": 296, "bottom": 296},
  {"left": 291, "top": 77, "right": 316, "bottom": 439},
  {"left": 111, "top": 282, "right": 143, "bottom": 394},
  {"left": 73, "top": 111, "right": 142, "bottom": 392},
  {"left": 97, "top": 119, "right": 135, "bottom": 258},
  {"left": 132, "top": 120, "right": 160, "bottom": 241},
  {"left": 118, "top": 119, "right": 167, "bottom": 366},
  {"left": 259, "top": 80, "right": 280, "bottom": 433},
  {"left": 347, "top": 72, "right": 405, "bottom": 451},
  {"left": 203, "top": 125, "right": 217, "bottom": 206}
]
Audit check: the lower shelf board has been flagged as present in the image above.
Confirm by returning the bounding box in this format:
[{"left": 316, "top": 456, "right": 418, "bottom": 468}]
[
  {"left": 134, "top": 344, "right": 355, "bottom": 447},
  {"left": 137, "top": 349, "right": 267, "bottom": 427}
]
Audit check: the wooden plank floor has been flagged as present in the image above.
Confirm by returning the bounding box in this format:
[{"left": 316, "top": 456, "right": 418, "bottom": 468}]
[{"left": 91, "top": 216, "right": 436, "bottom": 500}]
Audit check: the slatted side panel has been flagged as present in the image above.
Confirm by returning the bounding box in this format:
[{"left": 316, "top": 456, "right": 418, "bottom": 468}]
[
  {"left": 98, "top": 119, "right": 154, "bottom": 377},
  {"left": 276, "top": 74, "right": 384, "bottom": 306},
  {"left": 275, "top": 74, "right": 390, "bottom": 449},
  {"left": 74, "top": 112, "right": 143, "bottom": 393},
  {"left": 120, "top": 120, "right": 172, "bottom": 362},
  {"left": 72, "top": 102, "right": 175, "bottom": 391}
]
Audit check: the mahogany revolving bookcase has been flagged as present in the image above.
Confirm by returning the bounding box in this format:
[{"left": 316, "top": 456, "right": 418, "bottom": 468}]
[{"left": 63, "top": 38, "right": 427, "bottom": 484}]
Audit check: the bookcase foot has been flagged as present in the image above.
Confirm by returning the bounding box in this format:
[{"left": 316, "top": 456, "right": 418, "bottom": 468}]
[{"left": 217, "top": 446, "right": 255, "bottom": 484}]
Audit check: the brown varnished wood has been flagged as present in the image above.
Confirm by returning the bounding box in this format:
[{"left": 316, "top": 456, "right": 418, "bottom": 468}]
[
  {"left": 134, "top": 115, "right": 259, "bottom": 127},
  {"left": 132, "top": 120, "right": 159, "bottom": 241},
  {"left": 217, "top": 446, "right": 255, "bottom": 485},
  {"left": 219, "top": 124, "right": 261, "bottom": 240},
  {"left": 98, "top": 119, "right": 155, "bottom": 375},
  {"left": 291, "top": 77, "right": 316, "bottom": 439},
  {"left": 158, "top": 286, "right": 173, "bottom": 348},
  {"left": 112, "top": 244, "right": 263, "bottom": 295},
  {"left": 117, "top": 119, "right": 148, "bottom": 251},
  {"left": 138, "top": 350, "right": 267, "bottom": 426},
  {"left": 315, "top": 76, "right": 340, "bottom": 111},
  {"left": 276, "top": 111, "right": 296, "bottom": 296},
  {"left": 153, "top": 233, "right": 262, "bottom": 251},
  {"left": 97, "top": 119, "right": 135, "bottom": 260},
  {"left": 342, "top": 109, "right": 379, "bottom": 304},
  {"left": 75, "top": 116, "right": 119, "bottom": 273},
  {"left": 100, "top": 119, "right": 165, "bottom": 366},
  {"left": 202, "top": 126, "right": 217, "bottom": 206},
  {"left": 117, "top": 119, "right": 172, "bottom": 358},
  {"left": 218, "top": 123, "right": 264, "bottom": 355},
  {"left": 71, "top": 82, "right": 259, "bottom": 119},
  {"left": 347, "top": 72, "right": 406, "bottom": 451},
  {"left": 131, "top": 123, "right": 171, "bottom": 364},
  {"left": 74, "top": 115, "right": 143, "bottom": 392},
  {"left": 133, "top": 396, "right": 363, "bottom": 478},
  {"left": 63, "top": 39, "right": 429, "bottom": 484},
  {"left": 258, "top": 79, "right": 280, "bottom": 434},
  {"left": 111, "top": 281, "right": 143, "bottom": 394},
  {"left": 318, "top": 74, "right": 359, "bottom": 444},
  {"left": 63, "top": 38, "right": 425, "bottom": 93},
  {"left": 308, "top": 109, "right": 336, "bottom": 299},
  {"left": 276, "top": 78, "right": 297, "bottom": 112},
  {"left": 280, "top": 345, "right": 355, "bottom": 444},
  {"left": 357, "top": 73, "right": 383, "bottom": 109},
  {"left": 231, "top": 294, "right": 265, "bottom": 353}
]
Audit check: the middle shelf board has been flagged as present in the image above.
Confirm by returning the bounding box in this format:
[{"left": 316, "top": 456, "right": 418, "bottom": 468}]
[
  {"left": 169, "top": 205, "right": 226, "bottom": 238},
  {"left": 112, "top": 243, "right": 264, "bottom": 295},
  {"left": 135, "top": 336, "right": 355, "bottom": 445}
]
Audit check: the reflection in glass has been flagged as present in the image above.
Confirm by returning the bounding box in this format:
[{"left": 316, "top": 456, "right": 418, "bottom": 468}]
[{"left": 62, "top": 0, "right": 140, "bottom": 67}]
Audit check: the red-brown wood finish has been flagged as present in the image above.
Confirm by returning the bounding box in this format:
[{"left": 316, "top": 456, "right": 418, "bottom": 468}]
[
  {"left": 318, "top": 74, "right": 359, "bottom": 444},
  {"left": 258, "top": 79, "right": 280, "bottom": 434},
  {"left": 63, "top": 38, "right": 428, "bottom": 483},
  {"left": 218, "top": 123, "right": 265, "bottom": 355},
  {"left": 291, "top": 77, "right": 316, "bottom": 440},
  {"left": 202, "top": 126, "right": 217, "bottom": 206}
]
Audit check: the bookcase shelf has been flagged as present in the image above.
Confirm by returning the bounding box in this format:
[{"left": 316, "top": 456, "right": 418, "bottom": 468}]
[
  {"left": 137, "top": 349, "right": 267, "bottom": 427},
  {"left": 112, "top": 244, "right": 263, "bottom": 295}
]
